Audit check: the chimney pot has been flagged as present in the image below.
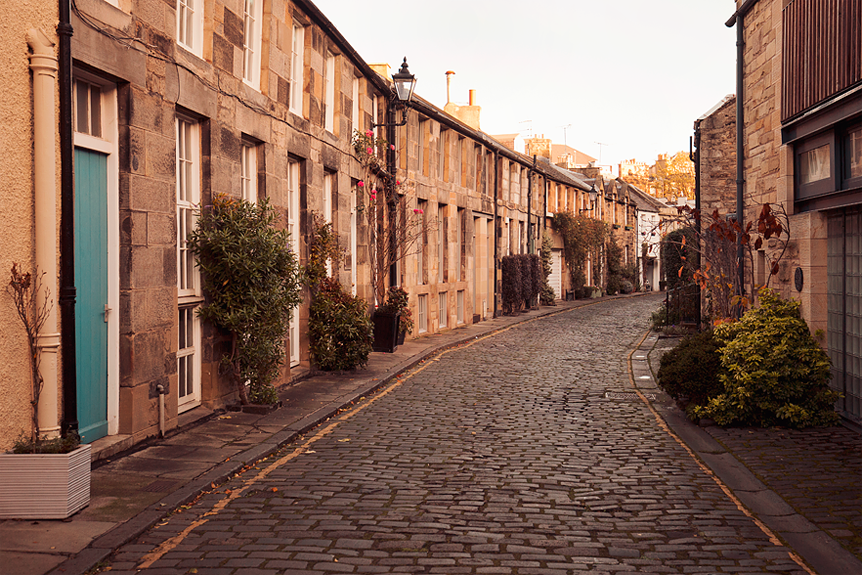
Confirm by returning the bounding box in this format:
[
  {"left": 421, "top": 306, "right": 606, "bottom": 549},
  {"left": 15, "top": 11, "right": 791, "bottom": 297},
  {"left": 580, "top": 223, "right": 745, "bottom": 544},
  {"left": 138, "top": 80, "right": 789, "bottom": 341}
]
[{"left": 469, "top": 89, "right": 476, "bottom": 105}]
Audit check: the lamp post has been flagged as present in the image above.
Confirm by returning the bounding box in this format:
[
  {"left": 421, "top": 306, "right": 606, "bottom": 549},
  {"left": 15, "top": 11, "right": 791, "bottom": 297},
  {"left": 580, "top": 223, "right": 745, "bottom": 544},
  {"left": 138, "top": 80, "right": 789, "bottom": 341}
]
[
  {"left": 373, "top": 58, "right": 416, "bottom": 129},
  {"left": 371, "top": 58, "right": 417, "bottom": 289}
]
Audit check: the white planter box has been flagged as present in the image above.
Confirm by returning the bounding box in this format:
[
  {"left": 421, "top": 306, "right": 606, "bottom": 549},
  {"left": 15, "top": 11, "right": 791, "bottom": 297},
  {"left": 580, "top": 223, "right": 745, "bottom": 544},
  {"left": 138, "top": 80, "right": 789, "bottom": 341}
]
[{"left": 0, "top": 443, "right": 91, "bottom": 519}]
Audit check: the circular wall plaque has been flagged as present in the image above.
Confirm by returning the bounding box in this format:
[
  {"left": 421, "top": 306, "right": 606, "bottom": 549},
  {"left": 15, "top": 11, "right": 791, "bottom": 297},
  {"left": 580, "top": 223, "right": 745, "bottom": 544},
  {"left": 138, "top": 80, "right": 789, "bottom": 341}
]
[{"left": 794, "top": 267, "right": 804, "bottom": 292}]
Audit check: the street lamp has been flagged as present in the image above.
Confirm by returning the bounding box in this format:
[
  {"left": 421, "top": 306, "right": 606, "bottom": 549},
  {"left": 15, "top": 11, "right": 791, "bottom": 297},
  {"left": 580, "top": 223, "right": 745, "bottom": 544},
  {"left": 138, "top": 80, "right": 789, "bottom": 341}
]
[
  {"left": 373, "top": 57, "right": 416, "bottom": 128},
  {"left": 580, "top": 185, "right": 598, "bottom": 214}
]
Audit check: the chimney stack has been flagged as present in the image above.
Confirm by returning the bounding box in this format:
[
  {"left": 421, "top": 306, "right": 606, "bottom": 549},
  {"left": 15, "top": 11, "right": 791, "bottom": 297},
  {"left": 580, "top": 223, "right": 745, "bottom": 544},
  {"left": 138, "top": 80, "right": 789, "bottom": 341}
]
[
  {"left": 446, "top": 70, "right": 455, "bottom": 104},
  {"left": 469, "top": 89, "right": 476, "bottom": 106}
]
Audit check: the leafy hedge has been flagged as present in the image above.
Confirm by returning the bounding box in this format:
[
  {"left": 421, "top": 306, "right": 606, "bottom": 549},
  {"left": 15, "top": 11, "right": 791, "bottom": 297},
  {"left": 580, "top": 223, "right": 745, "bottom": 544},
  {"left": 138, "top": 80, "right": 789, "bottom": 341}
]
[
  {"left": 692, "top": 289, "right": 838, "bottom": 427},
  {"left": 308, "top": 278, "right": 373, "bottom": 371},
  {"left": 540, "top": 232, "right": 556, "bottom": 305},
  {"left": 188, "top": 195, "right": 302, "bottom": 404},
  {"left": 501, "top": 255, "right": 522, "bottom": 314},
  {"left": 657, "top": 330, "right": 724, "bottom": 408}
]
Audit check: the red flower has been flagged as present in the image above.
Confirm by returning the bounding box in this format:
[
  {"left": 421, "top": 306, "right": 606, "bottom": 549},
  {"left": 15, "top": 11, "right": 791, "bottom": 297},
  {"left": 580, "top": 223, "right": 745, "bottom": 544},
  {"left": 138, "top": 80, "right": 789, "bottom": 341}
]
[{"left": 357, "top": 181, "right": 364, "bottom": 187}]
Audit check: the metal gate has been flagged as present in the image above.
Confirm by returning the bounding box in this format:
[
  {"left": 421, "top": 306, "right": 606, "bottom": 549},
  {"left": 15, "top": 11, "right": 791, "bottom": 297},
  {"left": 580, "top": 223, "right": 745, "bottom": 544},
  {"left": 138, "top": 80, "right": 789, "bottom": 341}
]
[{"left": 827, "top": 208, "right": 862, "bottom": 424}]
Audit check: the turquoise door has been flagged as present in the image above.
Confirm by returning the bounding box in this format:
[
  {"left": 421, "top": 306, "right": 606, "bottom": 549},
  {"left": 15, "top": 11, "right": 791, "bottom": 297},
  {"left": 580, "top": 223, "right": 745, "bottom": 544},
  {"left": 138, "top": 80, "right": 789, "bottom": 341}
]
[{"left": 75, "top": 148, "right": 109, "bottom": 443}]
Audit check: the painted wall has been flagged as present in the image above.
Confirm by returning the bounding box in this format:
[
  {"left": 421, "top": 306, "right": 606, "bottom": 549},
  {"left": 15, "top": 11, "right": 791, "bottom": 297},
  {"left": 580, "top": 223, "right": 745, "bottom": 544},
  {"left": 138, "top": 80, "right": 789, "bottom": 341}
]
[{"left": 0, "top": 2, "right": 60, "bottom": 451}]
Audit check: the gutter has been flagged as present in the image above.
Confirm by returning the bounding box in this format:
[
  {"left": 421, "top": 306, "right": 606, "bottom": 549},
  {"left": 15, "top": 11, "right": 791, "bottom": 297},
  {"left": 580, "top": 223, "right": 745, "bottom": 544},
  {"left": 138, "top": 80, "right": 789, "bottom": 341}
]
[
  {"left": 59, "top": 0, "right": 78, "bottom": 437},
  {"left": 725, "top": 0, "right": 761, "bottom": 27},
  {"left": 727, "top": 2, "right": 747, "bottom": 306}
]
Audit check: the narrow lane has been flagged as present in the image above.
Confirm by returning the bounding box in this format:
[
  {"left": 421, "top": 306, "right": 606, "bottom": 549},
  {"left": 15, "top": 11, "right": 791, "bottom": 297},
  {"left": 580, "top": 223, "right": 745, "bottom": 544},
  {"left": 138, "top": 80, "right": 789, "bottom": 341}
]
[{"left": 108, "top": 295, "right": 809, "bottom": 574}]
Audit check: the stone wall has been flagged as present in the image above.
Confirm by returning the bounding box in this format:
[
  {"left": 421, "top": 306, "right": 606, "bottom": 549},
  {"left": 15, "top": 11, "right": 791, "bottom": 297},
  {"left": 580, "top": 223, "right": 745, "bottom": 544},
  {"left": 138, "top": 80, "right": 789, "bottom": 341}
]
[
  {"left": 697, "top": 96, "right": 737, "bottom": 217},
  {"left": 737, "top": 0, "right": 826, "bottom": 331}
]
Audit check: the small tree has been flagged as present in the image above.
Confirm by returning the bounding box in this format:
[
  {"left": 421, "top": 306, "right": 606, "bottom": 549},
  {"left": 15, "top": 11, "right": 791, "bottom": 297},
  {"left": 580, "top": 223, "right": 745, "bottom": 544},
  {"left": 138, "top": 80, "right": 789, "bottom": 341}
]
[
  {"left": 654, "top": 203, "right": 790, "bottom": 321},
  {"left": 8, "top": 264, "right": 54, "bottom": 449},
  {"left": 188, "top": 195, "right": 303, "bottom": 404},
  {"left": 540, "top": 232, "right": 556, "bottom": 305},
  {"left": 353, "top": 129, "right": 435, "bottom": 305}
]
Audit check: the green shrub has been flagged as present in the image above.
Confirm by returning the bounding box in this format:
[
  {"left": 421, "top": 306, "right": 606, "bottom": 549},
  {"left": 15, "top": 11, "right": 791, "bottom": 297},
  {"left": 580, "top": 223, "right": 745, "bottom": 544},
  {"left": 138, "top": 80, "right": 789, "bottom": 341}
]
[
  {"left": 530, "top": 254, "right": 541, "bottom": 305},
  {"left": 188, "top": 195, "right": 302, "bottom": 404},
  {"left": 657, "top": 330, "right": 724, "bottom": 407},
  {"left": 692, "top": 289, "right": 839, "bottom": 427},
  {"left": 378, "top": 285, "right": 413, "bottom": 335},
  {"left": 501, "top": 255, "right": 522, "bottom": 314},
  {"left": 308, "top": 278, "right": 373, "bottom": 371},
  {"left": 519, "top": 254, "right": 533, "bottom": 309},
  {"left": 540, "top": 232, "right": 556, "bottom": 305}
]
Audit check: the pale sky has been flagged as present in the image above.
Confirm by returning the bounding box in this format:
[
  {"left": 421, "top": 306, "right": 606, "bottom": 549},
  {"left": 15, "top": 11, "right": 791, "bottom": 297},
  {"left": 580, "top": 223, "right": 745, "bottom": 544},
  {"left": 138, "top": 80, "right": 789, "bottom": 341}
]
[{"left": 313, "top": 0, "right": 738, "bottom": 174}]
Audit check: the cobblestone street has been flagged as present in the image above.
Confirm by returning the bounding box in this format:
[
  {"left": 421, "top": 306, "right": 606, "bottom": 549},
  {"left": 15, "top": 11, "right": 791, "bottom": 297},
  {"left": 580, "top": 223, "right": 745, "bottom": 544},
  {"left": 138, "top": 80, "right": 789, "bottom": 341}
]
[{"left": 103, "top": 295, "right": 811, "bottom": 574}]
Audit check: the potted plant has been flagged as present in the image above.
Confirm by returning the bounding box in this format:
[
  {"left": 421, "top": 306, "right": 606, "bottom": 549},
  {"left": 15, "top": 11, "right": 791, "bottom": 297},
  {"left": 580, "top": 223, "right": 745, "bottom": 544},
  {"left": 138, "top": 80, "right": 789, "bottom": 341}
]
[
  {"left": 0, "top": 264, "right": 91, "bottom": 520},
  {"left": 373, "top": 286, "right": 412, "bottom": 352}
]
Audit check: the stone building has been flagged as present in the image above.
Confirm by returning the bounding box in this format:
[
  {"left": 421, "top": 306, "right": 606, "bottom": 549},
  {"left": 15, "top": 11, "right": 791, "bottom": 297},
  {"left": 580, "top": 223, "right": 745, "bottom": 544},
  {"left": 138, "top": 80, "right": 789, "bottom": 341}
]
[
  {"left": 727, "top": 0, "right": 862, "bottom": 424},
  {"left": 2, "top": 0, "right": 656, "bottom": 455},
  {"left": 694, "top": 95, "right": 737, "bottom": 217}
]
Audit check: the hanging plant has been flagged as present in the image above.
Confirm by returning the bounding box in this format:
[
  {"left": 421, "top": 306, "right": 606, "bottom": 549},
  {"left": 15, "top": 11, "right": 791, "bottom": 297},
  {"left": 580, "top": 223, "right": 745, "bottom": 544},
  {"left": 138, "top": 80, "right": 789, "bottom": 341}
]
[{"left": 188, "top": 194, "right": 303, "bottom": 404}]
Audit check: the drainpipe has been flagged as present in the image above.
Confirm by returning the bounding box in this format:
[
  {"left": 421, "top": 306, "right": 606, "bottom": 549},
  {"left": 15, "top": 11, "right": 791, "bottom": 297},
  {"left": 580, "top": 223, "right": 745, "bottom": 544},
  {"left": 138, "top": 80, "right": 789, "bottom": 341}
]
[
  {"left": 27, "top": 29, "right": 61, "bottom": 438},
  {"left": 58, "top": 0, "right": 78, "bottom": 437},
  {"left": 728, "top": 2, "right": 752, "bottom": 315},
  {"left": 527, "top": 156, "right": 534, "bottom": 255},
  {"left": 493, "top": 152, "right": 499, "bottom": 318}
]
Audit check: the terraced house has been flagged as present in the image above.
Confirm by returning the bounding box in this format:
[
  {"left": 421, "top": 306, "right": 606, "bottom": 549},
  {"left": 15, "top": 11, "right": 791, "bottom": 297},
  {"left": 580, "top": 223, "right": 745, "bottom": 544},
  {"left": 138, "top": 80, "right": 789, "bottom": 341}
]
[
  {"left": 727, "top": 0, "right": 862, "bottom": 424},
  {"left": 3, "top": 0, "right": 648, "bottom": 456}
]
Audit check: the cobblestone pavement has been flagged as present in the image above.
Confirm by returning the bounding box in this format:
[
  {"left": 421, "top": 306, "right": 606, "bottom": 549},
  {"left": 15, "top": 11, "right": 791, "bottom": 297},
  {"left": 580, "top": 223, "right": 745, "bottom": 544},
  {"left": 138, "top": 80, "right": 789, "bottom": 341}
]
[
  {"left": 101, "top": 295, "right": 811, "bottom": 574},
  {"left": 702, "top": 426, "right": 862, "bottom": 561}
]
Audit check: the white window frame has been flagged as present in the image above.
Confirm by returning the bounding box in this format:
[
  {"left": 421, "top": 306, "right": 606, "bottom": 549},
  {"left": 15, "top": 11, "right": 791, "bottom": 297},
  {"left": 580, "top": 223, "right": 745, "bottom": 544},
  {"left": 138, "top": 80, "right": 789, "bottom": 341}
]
[
  {"left": 418, "top": 294, "right": 427, "bottom": 334},
  {"left": 352, "top": 77, "right": 360, "bottom": 135},
  {"left": 438, "top": 129, "right": 446, "bottom": 180},
  {"left": 177, "top": 118, "right": 201, "bottom": 299},
  {"left": 177, "top": 305, "right": 202, "bottom": 411},
  {"left": 438, "top": 292, "right": 448, "bottom": 328},
  {"left": 241, "top": 142, "right": 258, "bottom": 204},
  {"left": 289, "top": 22, "right": 305, "bottom": 116},
  {"left": 455, "top": 208, "right": 462, "bottom": 281},
  {"left": 324, "top": 171, "right": 334, "bottom": 277},
  {"left": 324, "top": 52, "right": 336, "bottom": 133},
  {"left": 242, "top": 0, "right": 263, "bottom": 90},
  {"left": 177, "top": 0, "right": 204, "bottom": 57},
  {"left": 457, "top": 290, "right": 464, "bottom": 325},
  {"left": 438, "top": 204, "right": 445, "bottom": 283},
  {"left": 350, "top": 190, "right": 357, "bottom": 295},
  {"left": 288, "top": 159, "right": 301, "bottom": 366},
  {"left": 417, "top": 200, "right": 426, "bottom": 285}
]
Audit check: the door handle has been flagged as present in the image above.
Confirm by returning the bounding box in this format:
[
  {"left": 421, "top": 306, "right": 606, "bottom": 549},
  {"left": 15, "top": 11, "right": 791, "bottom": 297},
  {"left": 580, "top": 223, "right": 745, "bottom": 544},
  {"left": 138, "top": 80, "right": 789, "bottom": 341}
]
[{"left": 104, "top": 303, "right": 111, "bottom": 323}]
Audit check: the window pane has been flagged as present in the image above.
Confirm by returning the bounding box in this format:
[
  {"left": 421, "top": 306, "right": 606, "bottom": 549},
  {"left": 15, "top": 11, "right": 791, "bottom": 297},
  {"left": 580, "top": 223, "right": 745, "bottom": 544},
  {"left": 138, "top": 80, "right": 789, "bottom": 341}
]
[
  {"left": 846, "top": 127, "right": 862, "bottom": 180},
  {"left": 76, "top": 82, "right": 89, "bottom": 134},
  {"left": 179, "top": 356, "right": 187, "bottom": 397},
  {"left": 179, "top": 309, "right": 187, "bottom": 349},
  {"left": 799, "top": 144, "right": 831, "bottom": 184},
  {"left": 90, "top": 85, "right": 101, "bottom": 138}
]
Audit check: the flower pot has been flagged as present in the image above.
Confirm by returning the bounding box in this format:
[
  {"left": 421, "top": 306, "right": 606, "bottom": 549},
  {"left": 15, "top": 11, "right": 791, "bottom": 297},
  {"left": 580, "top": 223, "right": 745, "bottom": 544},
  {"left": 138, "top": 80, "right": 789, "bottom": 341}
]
[
  {"left": 372, "top": 311, "right": 400, "bottom": 353},
  {"left": 0, "top": 443, "right": 91, "bottom": 519},
  {"left": 396, "top": 329, "right": 406, "bottom": 345}
]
